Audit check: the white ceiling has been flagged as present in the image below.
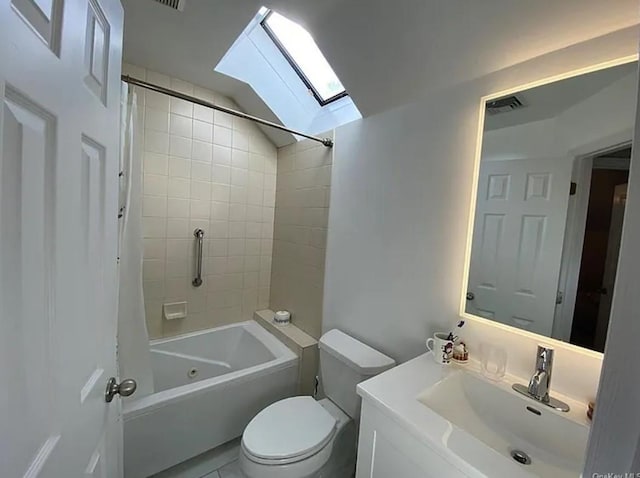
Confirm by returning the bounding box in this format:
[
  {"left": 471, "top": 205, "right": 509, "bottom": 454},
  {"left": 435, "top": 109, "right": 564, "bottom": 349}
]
[
  {"left": 122, "top": 0, "right": 639, "bottom": 142},
  {"left": 485, "top": 61, "right": 638, "bottom": 130}
]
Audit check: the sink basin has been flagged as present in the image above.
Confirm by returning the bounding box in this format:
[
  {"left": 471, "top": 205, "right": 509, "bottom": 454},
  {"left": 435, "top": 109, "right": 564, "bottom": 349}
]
[{"left": 417, "top": 370, "right": 588, "bottom": 477}]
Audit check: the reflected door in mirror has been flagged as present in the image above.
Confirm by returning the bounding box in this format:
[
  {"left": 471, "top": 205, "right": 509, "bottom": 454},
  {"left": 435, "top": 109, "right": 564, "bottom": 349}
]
[
  {"left": 467, "top": 158, "right": 571, "bottom": 336},
  {"left": 463, "top": 60, "right": 637, "bottom": 353}
]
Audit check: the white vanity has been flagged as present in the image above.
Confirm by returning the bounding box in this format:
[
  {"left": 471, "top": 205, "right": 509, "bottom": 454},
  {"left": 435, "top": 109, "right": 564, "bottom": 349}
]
[{"left": 355, "top": 354, "right": 590, "bottom": 478}]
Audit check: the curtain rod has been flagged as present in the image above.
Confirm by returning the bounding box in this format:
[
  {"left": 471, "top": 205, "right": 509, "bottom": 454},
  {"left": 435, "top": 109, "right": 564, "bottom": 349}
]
[{"left": 121, "top": 75, "right": 334, "bottom": 148}]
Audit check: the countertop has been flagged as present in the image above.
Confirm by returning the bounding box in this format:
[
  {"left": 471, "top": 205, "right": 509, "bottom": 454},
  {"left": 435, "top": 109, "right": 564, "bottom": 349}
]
[{"left": 356, "top": 352, "right": 590, "bottom": 477}]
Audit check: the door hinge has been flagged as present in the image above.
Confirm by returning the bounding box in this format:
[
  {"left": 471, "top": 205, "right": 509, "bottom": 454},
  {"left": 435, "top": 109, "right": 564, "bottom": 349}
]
[
  {"left": 556, "top": 290, "right": 564, "bottom": 304},
  {"left": 570, "top": 182, "right": 577, "bottom": 196}
]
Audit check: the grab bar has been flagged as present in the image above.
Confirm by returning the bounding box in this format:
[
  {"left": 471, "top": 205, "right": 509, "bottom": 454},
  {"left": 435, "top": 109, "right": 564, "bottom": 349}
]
[{"left": 192, "top": 228, "right": 204, "bottom": 287}]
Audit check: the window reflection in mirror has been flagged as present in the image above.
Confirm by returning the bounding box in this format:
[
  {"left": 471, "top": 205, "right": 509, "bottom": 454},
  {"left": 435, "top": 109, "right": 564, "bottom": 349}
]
[{"left": 465, "top": 60, "right": 637, "bottom": 353}]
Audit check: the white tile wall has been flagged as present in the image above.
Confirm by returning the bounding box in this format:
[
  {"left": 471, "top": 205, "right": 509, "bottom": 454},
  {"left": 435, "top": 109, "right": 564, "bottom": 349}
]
[
  {"left": 270, "top": 136, "right": 333, "bottom": 339},
  {"left": 124, "top": 63, "right": 277, "bottom": 339}
]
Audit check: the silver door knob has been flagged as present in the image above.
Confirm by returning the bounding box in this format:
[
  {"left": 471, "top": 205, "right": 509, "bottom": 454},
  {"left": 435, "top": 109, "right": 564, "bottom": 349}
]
[{"left": 105, "top": 377, "right": 137, "bottom": 403}]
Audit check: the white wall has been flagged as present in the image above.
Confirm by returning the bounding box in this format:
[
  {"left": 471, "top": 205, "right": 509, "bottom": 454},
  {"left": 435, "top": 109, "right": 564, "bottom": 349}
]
[
  {"left": 482, "top": 117, "right": 561, "bottom": 161},
  {"left": 560, "top": 71, "right": 637, "bottom": 154},
  {"left": 323, "top": 27, "right": 639, "bottom": 404}
]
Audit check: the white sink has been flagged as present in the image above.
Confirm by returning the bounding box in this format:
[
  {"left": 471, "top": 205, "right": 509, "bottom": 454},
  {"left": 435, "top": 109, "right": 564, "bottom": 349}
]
[{"left": 417, "top": 370, "right": 589, "bottom": 477}]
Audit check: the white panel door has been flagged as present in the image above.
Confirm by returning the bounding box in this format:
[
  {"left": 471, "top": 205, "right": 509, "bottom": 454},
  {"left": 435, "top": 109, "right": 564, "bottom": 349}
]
[
  {"left": 467, "top": 158, "right": 572, "bottom": 336},
  {"left": 0, "top": 0, "right": 124, "bottom": 477}
]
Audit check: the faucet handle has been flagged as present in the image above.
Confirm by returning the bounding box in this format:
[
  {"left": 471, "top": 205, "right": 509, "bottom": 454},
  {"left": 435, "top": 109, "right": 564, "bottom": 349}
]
[
  {"left": 537, "top": 344, "right": 553, "bottom": 355},
  {"left": 535, "top": 345, "right": 553, "bottom": 369}
]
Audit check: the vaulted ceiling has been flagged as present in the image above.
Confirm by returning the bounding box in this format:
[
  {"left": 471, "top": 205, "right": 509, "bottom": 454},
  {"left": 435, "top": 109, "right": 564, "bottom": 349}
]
[{"left": 122, "top": 0, "right": 639, "bottom": 135}]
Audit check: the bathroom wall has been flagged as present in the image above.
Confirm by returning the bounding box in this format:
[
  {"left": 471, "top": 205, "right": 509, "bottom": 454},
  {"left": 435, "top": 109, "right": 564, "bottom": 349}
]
[
  {"left": 122, "top": 63, "right": 277, "bottom": 339},
  {"left": 269, "top": 137, "right": 333, "bottom": 339},
  {"left": 323, "top": 27, "right": 639, "bottom": 404}
]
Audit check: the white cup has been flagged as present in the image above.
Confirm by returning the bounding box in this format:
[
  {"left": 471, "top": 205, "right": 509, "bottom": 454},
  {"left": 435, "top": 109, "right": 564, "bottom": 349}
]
[{"left": 426, "top": 332, "right": 454, "bottom": 365}]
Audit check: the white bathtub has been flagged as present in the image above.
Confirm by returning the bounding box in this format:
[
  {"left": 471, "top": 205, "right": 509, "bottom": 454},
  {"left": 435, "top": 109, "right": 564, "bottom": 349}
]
[{"left": 123, "top": 320, "right": 298, "bottom": 478}]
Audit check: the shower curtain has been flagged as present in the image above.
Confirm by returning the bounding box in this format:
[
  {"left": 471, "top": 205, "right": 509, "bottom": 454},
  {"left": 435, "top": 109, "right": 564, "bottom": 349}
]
[{"left": 117, "top": 83, "right": 154, "bottom": 397}]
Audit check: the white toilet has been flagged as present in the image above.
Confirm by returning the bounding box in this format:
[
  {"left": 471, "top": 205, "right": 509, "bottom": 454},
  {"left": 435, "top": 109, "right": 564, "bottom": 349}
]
[{"left": 240, "top": 329, "right": 395, "bottom": 478}]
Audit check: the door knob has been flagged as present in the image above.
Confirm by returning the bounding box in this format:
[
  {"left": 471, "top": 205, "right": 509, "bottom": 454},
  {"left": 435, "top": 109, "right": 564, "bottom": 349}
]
[
  {"left": 105, "top": 377, "right": 137, "bottom": 403},
  {"left": 466, "top": 292, "right": 475, "bottom": 301}
]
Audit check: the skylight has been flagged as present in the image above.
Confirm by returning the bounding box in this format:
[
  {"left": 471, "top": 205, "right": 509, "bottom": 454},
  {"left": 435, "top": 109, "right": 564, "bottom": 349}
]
[{"left": 261, "top": 11, "right": 347, "bottom": 105}]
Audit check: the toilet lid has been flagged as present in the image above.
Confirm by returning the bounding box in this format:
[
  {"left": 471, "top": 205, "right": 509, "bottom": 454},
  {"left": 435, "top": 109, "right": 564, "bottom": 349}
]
[{"left": 242, "top": 396, "right": 336, "bottom": 462}]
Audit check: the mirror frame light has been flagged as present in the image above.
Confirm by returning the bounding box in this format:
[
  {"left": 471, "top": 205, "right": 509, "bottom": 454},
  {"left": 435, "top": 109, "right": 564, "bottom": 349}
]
[{"left": 459, "top": 54, "right": 639, "bottom": 360}]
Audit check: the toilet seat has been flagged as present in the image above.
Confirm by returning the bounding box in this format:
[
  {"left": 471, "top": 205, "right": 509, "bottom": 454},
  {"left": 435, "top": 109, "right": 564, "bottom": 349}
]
[{"left": 242, "top": 396, "right": 337, "bottom": 465}]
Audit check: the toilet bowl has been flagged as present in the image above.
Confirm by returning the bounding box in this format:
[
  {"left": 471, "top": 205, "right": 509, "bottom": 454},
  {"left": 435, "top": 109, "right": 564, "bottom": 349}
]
[
  {"left": 240, "top": 397, "right": 354, "bottom": 478},
  {"left": 240, "top": 329, "right": 395, "bottom": 478}
]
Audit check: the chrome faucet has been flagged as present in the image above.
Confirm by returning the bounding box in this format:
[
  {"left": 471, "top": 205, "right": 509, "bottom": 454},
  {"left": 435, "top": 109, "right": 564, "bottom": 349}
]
[
  {"left": 528, "top": 346, "right": 553, "bottom": 401},
  {"left": 512, "top": 345, "right": 570, "bottom": 412}
]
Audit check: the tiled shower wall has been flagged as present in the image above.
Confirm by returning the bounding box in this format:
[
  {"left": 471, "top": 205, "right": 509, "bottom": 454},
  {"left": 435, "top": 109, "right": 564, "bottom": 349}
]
[
  {"left": 270, "top": 137, "right": 333, "bottom": 339},
  {"left": 123, "top": 64, "right": 277, "bottom": 339}
]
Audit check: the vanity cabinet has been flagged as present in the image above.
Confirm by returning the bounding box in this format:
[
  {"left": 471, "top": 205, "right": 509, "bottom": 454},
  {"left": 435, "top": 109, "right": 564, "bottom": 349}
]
[{"left": 356, "top": 400, "right": 471, "bottom": 478}]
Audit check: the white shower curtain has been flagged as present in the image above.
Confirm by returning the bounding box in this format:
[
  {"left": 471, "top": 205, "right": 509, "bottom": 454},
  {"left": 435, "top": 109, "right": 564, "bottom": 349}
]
[{"left": 117, "top": 83, "right": 154, "bottom": 397}]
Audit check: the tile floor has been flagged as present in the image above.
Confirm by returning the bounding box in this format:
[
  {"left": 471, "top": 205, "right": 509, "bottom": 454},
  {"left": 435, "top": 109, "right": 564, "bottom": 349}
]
[
  {"left": 152, "top": 439, "right": 245, "bottom": 478},
  {"left": 202, "top": 459, "right": 245, "bottom": 478}
]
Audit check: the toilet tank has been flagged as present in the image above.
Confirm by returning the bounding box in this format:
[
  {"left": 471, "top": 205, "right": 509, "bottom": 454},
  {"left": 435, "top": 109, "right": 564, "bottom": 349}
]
[{"left": 318, "top": 330, "right": 395, "bottom": 419}]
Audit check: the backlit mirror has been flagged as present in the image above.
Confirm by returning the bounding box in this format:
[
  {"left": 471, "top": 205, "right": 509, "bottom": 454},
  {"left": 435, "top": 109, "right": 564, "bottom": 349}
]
[{"left": 465, "top": 60, "right": 637, "bottom": 353}]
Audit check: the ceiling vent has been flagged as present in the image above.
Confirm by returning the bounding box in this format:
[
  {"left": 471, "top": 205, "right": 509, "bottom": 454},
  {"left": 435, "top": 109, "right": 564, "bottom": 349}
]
[
  {"left": 486, "top": 95, "right": 525, "bottom": 115},
  {"left": 151, "top": 0, "right": 186, "bottom": 11}
]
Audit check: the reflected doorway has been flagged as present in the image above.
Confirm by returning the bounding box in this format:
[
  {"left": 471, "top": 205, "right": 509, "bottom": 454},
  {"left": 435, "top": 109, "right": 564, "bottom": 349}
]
[{"left": 569, "top": 147, "right": 630, "bottom": 351}]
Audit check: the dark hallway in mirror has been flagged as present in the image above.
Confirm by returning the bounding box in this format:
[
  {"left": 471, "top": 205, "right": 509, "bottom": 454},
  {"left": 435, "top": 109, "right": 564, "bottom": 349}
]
[{"left": 570, "top": 147, "right": 630, "bottom": 351}]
